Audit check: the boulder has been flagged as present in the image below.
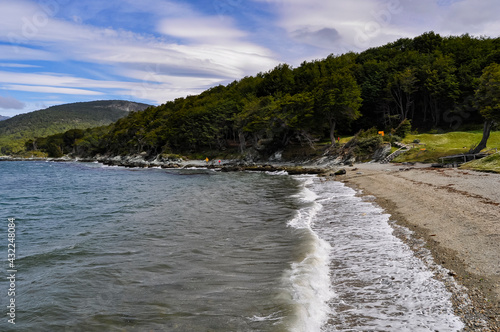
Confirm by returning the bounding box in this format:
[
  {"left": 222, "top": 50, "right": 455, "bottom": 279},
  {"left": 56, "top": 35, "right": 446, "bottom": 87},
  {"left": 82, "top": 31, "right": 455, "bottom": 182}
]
[
  {"left": 372, "top": 144, "right": 392, "bottom": 162},
  {"left": 334, "top": 168, "right": 347, "bottom": 175}
]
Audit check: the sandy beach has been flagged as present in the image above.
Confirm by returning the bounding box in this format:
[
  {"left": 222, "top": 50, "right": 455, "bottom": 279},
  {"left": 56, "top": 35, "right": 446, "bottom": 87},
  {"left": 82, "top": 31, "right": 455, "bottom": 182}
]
[{"left": 337, "top": 163, "right": 500, "bottom": 330}]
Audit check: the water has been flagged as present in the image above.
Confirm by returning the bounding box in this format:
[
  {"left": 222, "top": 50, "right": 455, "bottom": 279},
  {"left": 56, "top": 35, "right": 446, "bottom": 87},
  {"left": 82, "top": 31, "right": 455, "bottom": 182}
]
[{"left": 0, "top": 161, "right": 463, "bottom": 331}]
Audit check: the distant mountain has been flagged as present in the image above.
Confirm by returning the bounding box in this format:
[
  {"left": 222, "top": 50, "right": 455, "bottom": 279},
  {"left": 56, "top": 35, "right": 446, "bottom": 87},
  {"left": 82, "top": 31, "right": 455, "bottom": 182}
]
[
  {"left": 0, "top": 100, "right": 151, "bottom": 154},
  {"left": 0, "top": 115, "right": 10, "bottom": 121}
]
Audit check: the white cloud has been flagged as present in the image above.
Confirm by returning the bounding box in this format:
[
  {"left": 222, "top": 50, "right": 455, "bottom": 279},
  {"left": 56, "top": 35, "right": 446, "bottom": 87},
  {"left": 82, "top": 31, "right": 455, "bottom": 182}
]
[
  {"left": 441, "top": 0, "right": 500, "bottom": 35},
  {"left": 0, "top": 45, "right": 56, "bottom": 61},
  {"left": 0, "top": 1, "right": 279, "bottom": 106},
  {"left": 3, "top": 85, "right": 104, "bottom": 95},
  {"left": 252, "top": 0, "right": 500, "bottom": 57},
  {"left": 0, "top": 1, "right": 276, "bottom": 73},
  {"left": 250, "top": 0, "right": 412, "bottom": 55},
  {"left": 158, "top": 16, "right": 247, "bottom": 41},
  {"left": 0, "top": 71, "right": 123, "bottom": 90},
  {"left": 0, "top": 67, "right": 229, "bottom": 106},
  {"left": 0, "top": 63, "right": 40, "bottom": 68}
]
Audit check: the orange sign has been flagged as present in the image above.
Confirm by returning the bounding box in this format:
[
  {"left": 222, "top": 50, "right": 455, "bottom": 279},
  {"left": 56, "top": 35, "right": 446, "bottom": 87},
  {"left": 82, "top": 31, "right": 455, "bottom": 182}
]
[{"left": 378, "top": 131, "right": 384, "bottom": 136}]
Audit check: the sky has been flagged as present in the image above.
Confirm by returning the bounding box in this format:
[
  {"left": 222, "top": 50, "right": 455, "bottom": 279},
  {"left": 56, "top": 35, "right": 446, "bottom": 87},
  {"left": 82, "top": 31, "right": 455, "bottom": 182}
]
[{"left": 0, "top": 0, "right": 499, "bottom": 117}]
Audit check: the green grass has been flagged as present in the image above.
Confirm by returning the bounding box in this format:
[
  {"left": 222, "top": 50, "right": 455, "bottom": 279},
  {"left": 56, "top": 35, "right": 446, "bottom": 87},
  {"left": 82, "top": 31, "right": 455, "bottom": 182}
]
[
  {"left": 393, "top": 131, "right": 500, "bottom": 163},
  {"left": 460, "top": 152, "right": 500, "bottom": 173}
]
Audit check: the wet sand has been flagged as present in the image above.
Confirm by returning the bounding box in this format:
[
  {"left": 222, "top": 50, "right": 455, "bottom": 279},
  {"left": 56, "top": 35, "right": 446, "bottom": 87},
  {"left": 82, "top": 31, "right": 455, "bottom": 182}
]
[{"left": 336, "top": 163, "right": 500, "bottom": 330}]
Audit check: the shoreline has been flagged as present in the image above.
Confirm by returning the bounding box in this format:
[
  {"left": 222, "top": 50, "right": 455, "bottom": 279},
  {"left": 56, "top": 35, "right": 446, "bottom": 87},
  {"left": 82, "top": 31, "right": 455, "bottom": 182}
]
[
  {"left": 0, "top": 155, "right": 330, "bottom": 174},
  {"left": 4, "top": 156, "right": 499, "bottom": 329},
  {"left": 338, "top": 163, "right": 500, "bottom": 331}
]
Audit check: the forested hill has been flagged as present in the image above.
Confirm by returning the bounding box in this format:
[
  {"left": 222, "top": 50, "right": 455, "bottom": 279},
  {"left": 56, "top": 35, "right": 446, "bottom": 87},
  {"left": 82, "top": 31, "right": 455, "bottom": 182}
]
[
  {"left": 31, "top": 32, "right": 500, "bottom": 159},
  {"left": 0, "top": 100, "right": 150, "bottom": 154},
  {"left": 0, "top": 115, "right": 10, "bottom": 121}
]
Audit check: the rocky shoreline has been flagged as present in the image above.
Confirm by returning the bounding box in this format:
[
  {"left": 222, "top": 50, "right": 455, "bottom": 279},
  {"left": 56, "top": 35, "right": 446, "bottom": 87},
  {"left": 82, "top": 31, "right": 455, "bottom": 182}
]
[{"left": 0, "top": 154, "right": 343, "bottom": 175}]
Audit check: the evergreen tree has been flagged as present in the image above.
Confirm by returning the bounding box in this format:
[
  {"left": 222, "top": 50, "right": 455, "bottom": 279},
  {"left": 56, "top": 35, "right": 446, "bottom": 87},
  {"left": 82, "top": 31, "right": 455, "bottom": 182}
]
[{"left": 470, "top": 63, "right": 500, "bottom": 153}]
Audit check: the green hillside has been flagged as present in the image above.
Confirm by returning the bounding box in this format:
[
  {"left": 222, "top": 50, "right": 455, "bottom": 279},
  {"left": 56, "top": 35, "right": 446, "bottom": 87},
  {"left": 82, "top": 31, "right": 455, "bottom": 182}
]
[
  {"left": 22, "top": 32, "right": 500, "bottom": 161},
  {"left": 0, "top": 100, "right": 150, "bottom": 154},
  {"left": 393, "top": 131, "right": 500, "bottom": 163}
]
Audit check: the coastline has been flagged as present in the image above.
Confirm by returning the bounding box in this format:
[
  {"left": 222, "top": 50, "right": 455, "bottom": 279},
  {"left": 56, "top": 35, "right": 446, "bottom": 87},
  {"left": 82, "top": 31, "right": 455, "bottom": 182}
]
[
  {"left": 0, "top": 155, "right": 328, "bottom": 174},
  {"left": 3, "top": 156, "right": 499, "bottom": 329},
  {"left": 338, "top": 163, "right": 500, "bottom": 331}
]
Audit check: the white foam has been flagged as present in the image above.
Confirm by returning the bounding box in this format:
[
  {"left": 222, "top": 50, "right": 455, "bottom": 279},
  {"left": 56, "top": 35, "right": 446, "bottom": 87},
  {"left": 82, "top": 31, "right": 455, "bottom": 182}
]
[
  {"left": 287, "top": 201, "right": 321, "bottom": 230},
  {"left": 248, "top": 312, "right": 283, "bottom": 322},
  {"left": 100, "top": 164, "right": 122, "bottom": 169},
  {"left": 265, "top": 170, "right": 289, "bottom": 176},
  {"left": 283, "top": 233, "right": 334, "bottom": 332},
  {"left": 307, "top": 179, "right": 464, "bottom": 331},
  {"left": 283, "top": 177, "right": 335, "bottom": 331}
]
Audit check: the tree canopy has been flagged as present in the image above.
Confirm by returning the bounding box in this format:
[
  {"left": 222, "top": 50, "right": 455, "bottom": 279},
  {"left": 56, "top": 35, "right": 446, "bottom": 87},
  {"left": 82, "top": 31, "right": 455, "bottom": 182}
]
[
  {"left": 26, "top": 32, "right": 500, "bottom": 159},
  {"left": 475, "top": 63, "right": 500, "bottom": 123},
  {"left": 470, "top": 63, "right": 500, "bottom": 153}
]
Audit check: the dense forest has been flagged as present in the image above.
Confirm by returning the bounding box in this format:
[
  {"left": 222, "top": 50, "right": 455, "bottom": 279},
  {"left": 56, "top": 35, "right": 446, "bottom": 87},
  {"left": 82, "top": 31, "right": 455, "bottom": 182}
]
[
  {"left": 27, "top": 32, "right": 500, "bottom": 159},
  {"left": 0, "top": 100, "right": 150, "bottom": 154}
]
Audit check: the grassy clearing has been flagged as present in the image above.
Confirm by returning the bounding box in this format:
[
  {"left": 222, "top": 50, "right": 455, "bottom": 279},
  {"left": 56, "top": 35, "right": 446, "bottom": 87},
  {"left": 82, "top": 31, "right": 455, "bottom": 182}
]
[
  {"left": 460, "top": 152, "right": 500, "bottom": 173},
  {"left": 393, "top": 131, "right": 500, "bottom": 163}
]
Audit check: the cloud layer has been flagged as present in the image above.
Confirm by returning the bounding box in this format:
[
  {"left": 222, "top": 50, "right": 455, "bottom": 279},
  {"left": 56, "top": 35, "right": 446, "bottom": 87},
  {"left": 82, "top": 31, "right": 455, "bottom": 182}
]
[
  {"left": 0, "top": 0, "right": 279, "bottom": 115},
  {"left": 254, "top": 0, "right": 500, "bottom": 55},
  {"left": 0, "top": 0, "right": 498, "bottom": 116}
]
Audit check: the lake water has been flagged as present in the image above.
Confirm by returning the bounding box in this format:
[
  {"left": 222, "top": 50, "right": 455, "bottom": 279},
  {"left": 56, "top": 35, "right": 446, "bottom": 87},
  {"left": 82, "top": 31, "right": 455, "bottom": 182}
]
[{"left": 0, "top": 161, "right": 463, "bottom": 331}]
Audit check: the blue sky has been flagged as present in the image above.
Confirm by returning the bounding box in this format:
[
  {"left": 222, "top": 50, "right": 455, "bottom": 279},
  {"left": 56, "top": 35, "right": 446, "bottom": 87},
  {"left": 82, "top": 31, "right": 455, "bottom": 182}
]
[{"left": 0, "top": 0, "right": 499, "bottom": 117}]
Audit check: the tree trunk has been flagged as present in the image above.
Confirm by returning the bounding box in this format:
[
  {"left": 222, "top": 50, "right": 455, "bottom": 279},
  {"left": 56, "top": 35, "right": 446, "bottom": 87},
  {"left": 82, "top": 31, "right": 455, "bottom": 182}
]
[
  {"left": 238, "top": 131, "right": 246, "bottom": 154},
  {"left": 330, "top": 120, "right": 337, "bottom": 146},
  {"left": 469, "top": 119, "right": 493, "bottom": 154},
  {"left": 391, "top": 88, "right": 404, "bottom": 120}
]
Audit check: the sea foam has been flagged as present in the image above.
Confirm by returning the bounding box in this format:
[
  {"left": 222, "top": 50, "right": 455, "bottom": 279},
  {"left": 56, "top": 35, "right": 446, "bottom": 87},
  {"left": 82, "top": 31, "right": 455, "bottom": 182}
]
[{"left": 284, "top": 176, "right": 335, "bottom": 331}]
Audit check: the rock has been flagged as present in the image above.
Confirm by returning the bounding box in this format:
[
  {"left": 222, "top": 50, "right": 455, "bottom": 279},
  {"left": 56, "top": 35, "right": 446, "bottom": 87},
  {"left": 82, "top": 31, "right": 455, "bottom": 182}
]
[
  {"left": 243, "top": 148, "right": 260, "bottom": 162},
  {"left": 221, "top": 166, "right": 243, "bottom": 172},
  {"left": 285, "top": 167, "right": 323, "bottom": 175},
  {"left": 372, "top": 144, "right": 392, "bottom": 162},
  {"left": 345, "top": 157, "right": 356, "bottom": 165},
  {"left": 268, "top": 150, "right": 283, "bottom": 162},
  {"left": 334, "top": 168, "right": 346, "bottom": 175}
]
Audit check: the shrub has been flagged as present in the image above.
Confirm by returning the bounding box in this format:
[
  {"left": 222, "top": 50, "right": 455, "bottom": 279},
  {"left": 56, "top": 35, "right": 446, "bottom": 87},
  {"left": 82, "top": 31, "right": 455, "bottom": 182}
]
[
  {"left": 357, "top": 127, "right": 379, "bottom": 138},
  {"left": 394, "top": 119, "right": 412, "bottom": 138},
  {"left": 391, "top": 135, "right": 402, "bottom": 142},
  {"left": 46, "top": 143, "right": 64, "bottom": 158},
  {"left": 358, "top": 135, "right": 383, "bottom": 153}
]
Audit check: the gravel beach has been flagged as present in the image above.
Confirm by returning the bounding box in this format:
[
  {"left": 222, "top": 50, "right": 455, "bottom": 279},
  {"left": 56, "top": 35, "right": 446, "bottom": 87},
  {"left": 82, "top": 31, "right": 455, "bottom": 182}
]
[{"left": 338, "top": 163, "right": 500, "bottom": 331}]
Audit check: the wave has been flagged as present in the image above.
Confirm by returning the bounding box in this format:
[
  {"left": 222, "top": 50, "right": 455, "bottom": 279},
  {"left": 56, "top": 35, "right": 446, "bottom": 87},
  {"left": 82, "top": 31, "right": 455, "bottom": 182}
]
[
  {"left": 282, "top": 176, "right": 334, "bottom": 331},
  {"left": 18, "top": 242, "right": 90, "bottom": 267},
  {"left": 265, "top": 170, "right": 289, "bottom": 176},
  {"left": 306, "top": 179, "right": 464, "bottom": 331}
]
